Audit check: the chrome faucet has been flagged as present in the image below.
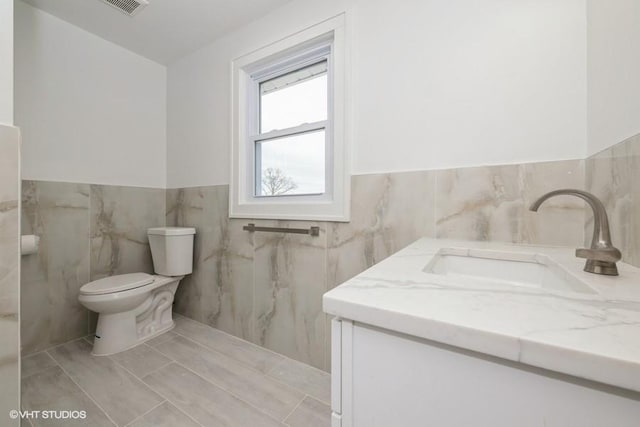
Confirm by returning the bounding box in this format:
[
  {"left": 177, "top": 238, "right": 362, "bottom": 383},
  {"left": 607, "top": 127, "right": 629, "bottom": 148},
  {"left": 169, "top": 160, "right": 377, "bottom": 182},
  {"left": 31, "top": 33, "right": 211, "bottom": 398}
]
[{"left": 529, "top": 189, "right": 621, "bottom": 276}]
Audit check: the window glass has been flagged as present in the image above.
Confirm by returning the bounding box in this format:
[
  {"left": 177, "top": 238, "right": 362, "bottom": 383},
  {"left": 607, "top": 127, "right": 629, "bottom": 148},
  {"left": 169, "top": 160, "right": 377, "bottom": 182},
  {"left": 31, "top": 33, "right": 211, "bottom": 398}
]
[
  {"left": 260, "top": 61, "right": 328, "bottom": 133},
  {"left": 257, "top": 130, "right": 325, "bottom": 196}
]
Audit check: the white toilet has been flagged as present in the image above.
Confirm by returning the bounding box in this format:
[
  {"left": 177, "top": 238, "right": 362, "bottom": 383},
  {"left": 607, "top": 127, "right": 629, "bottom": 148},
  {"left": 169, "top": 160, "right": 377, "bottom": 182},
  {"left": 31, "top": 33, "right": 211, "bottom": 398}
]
[{"left": 78, "top": 227, "right": 196, "bottom": 355}]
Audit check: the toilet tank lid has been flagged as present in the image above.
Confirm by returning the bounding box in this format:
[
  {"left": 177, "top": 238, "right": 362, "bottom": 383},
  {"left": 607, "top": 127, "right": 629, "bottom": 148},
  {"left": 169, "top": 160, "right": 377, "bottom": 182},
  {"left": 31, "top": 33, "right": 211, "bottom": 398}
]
[
  {"left": 80, "top": 273, "right": 155, "bottom": 295},
  {"left": 148, "top": 227, "right": 196, "bottom": 236}
]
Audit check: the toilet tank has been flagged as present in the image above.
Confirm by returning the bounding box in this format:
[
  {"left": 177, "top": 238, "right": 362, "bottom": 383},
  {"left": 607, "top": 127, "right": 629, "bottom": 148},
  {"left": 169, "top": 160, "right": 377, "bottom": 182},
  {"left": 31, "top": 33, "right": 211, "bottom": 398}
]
[{"left": 147, "top": 227, "right": 196, "bottom": 276}]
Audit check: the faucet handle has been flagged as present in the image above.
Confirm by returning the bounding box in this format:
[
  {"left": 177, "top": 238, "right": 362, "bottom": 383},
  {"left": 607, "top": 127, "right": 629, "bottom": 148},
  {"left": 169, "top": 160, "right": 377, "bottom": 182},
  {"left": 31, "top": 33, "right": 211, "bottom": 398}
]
[{"left": 576, "top": 247, "right": 622, "bottom": 263}]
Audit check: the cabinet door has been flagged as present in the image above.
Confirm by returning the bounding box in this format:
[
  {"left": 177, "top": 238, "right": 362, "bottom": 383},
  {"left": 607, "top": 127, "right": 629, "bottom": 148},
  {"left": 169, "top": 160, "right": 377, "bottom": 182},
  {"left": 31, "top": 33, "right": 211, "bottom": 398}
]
[{"left": 349, "top": 323, "right": 640, "bottom": 427}]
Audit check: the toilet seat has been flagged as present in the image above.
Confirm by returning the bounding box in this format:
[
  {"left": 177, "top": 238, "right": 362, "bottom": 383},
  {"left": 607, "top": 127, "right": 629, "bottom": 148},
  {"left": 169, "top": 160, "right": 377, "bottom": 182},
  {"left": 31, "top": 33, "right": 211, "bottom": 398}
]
[{"left": 80, "top": 273, "right": 155, "bottom": 295}]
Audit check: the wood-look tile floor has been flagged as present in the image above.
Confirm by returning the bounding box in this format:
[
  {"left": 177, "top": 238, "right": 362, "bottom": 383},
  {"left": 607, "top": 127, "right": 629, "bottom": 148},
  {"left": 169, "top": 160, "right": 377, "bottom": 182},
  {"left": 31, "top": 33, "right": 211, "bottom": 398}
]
[{"left": 21, "top": 315, "right": 331, "bottom": 427}]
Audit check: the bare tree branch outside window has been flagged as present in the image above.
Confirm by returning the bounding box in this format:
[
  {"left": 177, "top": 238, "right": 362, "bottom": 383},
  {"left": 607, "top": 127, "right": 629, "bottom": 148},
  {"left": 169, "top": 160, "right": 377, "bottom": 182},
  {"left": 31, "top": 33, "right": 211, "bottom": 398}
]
[{"left": 261, "top": 168, "right": 298, "bottom": 195}]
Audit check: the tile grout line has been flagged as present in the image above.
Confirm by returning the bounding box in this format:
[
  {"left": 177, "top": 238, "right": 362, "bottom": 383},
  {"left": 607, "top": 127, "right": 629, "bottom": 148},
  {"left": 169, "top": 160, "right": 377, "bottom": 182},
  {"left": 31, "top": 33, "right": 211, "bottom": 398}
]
[
  {"left": 44, "top": 350, "right": 120, "bottom": 427},
  {"left": 150, "top": 360, "right": 283, "bottom": 425},
  {"left": 133, "top": 363, "right": 206, "bottom": 427},
  {"left": 102, "top": 356, "right": 202, "bottom": 427},
  {"left": 264, "top": 375, "right": 331, "bottom": 407},
  {"left": 30, "top": 321, "right": 330, "bottom": 400},
  {"left": 20, "top": 353, "right": 60, "bottom": 380},
  {"left": 128, "top": 381, "right": 205, "bottom": 427},
  {"left": 170, "top": 322, "right": 331, "bottom": 404},
  {"left": 281, "top": 394, "right": 307, "bottom": 425},
  {"left": 111, "top": 356, "right": 174, "bottom": 381},
  {"left": 122, "top": 399, "right": 166, "bottom": 427},
  {"left": 167, "top": 327, "right": 329, "bottom": 403},
  {"left": 30, "top": 321, "right": 330, "bottom": 422},
  {"left": 177, "top": 363, "right": 286, "bottom": 423},
  {"left": 167, "top": 331, "right": 279, "bottom": 378},
  {"left": 174, "top": 314, "right": 330, "bottom": 376}
]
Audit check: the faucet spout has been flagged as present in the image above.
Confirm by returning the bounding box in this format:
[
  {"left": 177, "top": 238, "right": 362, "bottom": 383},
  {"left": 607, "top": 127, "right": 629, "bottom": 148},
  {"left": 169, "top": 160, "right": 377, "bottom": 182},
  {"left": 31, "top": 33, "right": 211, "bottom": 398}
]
[{"left": 529, "top": 189, "right": 621, "bottom": 276}]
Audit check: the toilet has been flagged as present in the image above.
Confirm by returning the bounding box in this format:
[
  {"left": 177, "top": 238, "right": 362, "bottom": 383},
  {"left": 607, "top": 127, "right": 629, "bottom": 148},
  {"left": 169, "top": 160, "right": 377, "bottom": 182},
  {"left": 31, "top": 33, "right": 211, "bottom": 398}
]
[{"left": 78, "top": 227, "right": 196, "bottom": 356}]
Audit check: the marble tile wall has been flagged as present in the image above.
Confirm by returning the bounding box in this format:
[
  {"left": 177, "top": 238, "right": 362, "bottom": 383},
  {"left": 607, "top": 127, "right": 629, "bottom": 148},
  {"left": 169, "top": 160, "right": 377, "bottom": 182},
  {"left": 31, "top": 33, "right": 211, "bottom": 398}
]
[
  {"left": 90, "top": 185, "right": 166, "bottom": 281},
  {"left": 253, "top": 220, "right": 328, "bottom": 369},
  {"left": 21, "top": 183, "right": 165, "bottom": 355},
  {"left": 0, "top": 124, "right": 21, "bottom": 426},
  {"left": 435, "top": 160, "right": 586, "bottom": 247},
  {"left": 586, "top": 132, "right": 640, "bottom": 268},
  {"left": 167, "top": 172, "right": 439, "bottom": 371},
  {"left": 168, "top": 161, "right": 586, "bottom": 371},
  {"left": 22, "top": 153, "right": 627, "bottom": 371},
  {"left": 21, "top": 181, "right": 90, "bottom": 356},
  {"left": 166, "top": 186, "right": 253, "bottom": 341}
]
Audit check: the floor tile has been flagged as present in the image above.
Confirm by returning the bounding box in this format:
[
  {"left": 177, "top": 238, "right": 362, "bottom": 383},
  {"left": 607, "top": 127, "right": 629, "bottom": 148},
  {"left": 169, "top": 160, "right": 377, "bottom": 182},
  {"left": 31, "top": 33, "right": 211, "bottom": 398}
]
[
  {"left": 155, "top": 335, "right": 304, "bottom": 421},
  {"left": 109, "top": 344, "right": 172, "bottom": 378},
  {"left": 284, "top": 396, "right": 331, "bottom": 427},
  {"left": 268, "top": 358, "right": 331, "bottom": 404},
  {"left": 174, "top": 315, "right": 284, "bottom": 373},
  {"left": 22, "top": 366, "right": 115, "bottom": 427},
  {"left": 142, "top": 363, "right": 282, "bottom": 427},
  {"left": 21, "top": 352, "right": 58, "bottom": 378},
  {"left": 144, "top": 331, "right": 177, "bottom": 347},
  {"left": 127, "top": 401, "right": 199, "bottom": 427},
  {"left": 48, "top": 339, "right": 164, "bottom": 426}
]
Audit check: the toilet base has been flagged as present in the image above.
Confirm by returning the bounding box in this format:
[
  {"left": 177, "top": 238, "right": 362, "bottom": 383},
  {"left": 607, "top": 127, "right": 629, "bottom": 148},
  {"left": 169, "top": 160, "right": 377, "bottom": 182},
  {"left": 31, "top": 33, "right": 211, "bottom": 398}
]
[
  {"left": 92, "top": 320, "right": 175, "bottom": 356},
  {"left": 90, "top": 279, "right": 180, "bottom": 356}
]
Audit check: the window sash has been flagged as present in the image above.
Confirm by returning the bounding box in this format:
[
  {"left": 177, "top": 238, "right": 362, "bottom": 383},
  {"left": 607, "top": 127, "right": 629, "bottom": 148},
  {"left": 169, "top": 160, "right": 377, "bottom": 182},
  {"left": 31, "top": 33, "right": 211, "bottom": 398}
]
[
  {"left": 247, "top": 46, "right": 332, "bottom": 199},
  {"left": 252, "top": 120, "right": 328, "bottom": 198},
  {"left": 251, "top": 120, "right": 327, "bottom": 143}
]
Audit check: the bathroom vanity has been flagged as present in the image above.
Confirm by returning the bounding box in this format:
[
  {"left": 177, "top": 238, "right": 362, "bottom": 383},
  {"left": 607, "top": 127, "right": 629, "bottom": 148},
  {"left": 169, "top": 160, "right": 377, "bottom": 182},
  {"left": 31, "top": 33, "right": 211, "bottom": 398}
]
[{"left": 323, "top": 239, "right": 640, "bottom": 427}]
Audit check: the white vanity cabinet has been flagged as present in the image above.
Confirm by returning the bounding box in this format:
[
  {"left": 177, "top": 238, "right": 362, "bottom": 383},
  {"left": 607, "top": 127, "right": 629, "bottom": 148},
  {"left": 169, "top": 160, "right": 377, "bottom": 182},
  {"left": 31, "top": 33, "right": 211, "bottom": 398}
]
[{"left": 330, "top": 318, "right": 640, "bottom": 427}]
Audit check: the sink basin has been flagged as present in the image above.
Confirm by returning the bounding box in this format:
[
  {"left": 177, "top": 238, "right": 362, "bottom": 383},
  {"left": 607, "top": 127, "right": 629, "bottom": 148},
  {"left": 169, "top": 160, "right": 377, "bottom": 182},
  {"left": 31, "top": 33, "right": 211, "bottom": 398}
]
[{"left": 423, "top": 248, "right": 596, "bottom": 294}]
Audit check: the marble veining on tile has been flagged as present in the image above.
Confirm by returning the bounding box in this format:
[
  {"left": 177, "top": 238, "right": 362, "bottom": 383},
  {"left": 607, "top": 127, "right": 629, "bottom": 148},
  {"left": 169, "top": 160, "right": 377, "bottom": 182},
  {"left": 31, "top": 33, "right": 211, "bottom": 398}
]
[
  {"left": 21, "top": 181, "right": 90, "bottom": 355},
  {"left": 435, "top": 160, "right": 584, "bottom": 247},
  {"left": 586, "top": 133, "right": 640, "bottom": 268},
  {"left": 90, "top": 184, "right": 165, "bottom": 281},
  {"left": 253, "top": 220, "right": 328, "bottom": 370},
  {"left": 167, "top": 186, "right": 254, "bottom": 341},
  {"left": 327, "top": 171, "right": 436, "bottom": 290}
]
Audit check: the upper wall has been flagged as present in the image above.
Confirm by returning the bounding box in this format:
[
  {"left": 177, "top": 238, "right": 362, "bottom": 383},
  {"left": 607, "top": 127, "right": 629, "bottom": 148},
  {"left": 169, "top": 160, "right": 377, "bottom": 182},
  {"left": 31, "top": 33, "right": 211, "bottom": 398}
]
[
  {"left": 587, "top": 0, "right": 640, "bottom": 155},
  {"left": 0, "top": 0, "right": 13, "bottom": 124},
  {"left": 14, "top": 1, "right": 167, "bottom": 188},
  {"left": 167, "top": 0, "right": 587, "bottom": 188}
]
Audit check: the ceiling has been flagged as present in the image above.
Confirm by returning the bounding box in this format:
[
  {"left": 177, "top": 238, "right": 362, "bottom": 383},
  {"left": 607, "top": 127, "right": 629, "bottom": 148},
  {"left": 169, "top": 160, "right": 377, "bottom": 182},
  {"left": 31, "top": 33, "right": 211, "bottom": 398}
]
[{"left": 22, "top": 0, "right": 293, "bottom": 64}]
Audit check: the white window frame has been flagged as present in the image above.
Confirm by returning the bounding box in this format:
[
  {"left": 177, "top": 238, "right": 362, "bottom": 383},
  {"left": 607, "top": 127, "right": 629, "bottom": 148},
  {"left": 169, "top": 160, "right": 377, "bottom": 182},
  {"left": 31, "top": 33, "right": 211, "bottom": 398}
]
[{"left": 230, "top": 15, "right": 350, "bottom": 222}]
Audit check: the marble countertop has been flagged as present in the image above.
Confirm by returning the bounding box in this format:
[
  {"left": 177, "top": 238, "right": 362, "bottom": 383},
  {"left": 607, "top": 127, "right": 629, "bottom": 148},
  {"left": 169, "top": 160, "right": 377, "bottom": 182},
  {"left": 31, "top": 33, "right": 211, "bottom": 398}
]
[{"left": 323, "top": 238, "right": 640, "bottom": 392}]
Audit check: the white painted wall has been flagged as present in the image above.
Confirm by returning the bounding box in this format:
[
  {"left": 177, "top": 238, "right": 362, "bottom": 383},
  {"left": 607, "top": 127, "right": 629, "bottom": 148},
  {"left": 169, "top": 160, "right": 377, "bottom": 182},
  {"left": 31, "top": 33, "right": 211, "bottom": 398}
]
[
  {"left": 167, "top": 0, "right": 587, "bottom": 188},
  {"left": 0, "top": 0, "right": 13, "bottom": 125},
  {"left": 587, "top": 0, "right": 640, "bottom": 155},
  {"left": 15, "top": 1, "right": 167, "bottom": 188}
]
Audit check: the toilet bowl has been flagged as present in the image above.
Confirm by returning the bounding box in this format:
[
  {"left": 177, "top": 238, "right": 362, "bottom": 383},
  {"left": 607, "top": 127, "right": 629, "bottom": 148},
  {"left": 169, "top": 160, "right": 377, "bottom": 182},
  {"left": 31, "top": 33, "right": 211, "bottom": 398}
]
[{"left": 78, "top": 227, "right": 195, "bottom": 355}]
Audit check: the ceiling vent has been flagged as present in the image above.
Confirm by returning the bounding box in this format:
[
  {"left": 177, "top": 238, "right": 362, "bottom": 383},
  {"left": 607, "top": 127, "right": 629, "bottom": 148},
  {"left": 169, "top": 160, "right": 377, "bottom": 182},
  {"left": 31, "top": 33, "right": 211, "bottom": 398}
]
[{"left": 100, "top": 0, "right": 149, "bottom": 16}]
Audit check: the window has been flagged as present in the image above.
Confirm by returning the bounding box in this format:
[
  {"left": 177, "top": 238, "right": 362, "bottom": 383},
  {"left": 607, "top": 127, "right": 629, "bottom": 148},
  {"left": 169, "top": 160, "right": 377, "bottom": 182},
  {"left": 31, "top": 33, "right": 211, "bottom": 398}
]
[
  {"left": 230, "top": 15, "right": 349, "bottom": 221},
  {"left": 256, "top": 59, "right": 328, "bottom": 197}
]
